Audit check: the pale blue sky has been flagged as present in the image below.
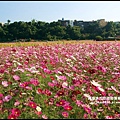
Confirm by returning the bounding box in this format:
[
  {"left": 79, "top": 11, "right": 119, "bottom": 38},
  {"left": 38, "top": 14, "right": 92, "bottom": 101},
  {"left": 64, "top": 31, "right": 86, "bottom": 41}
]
[{"left": 0, "top": 1, "right": 120, "bottom": 23}]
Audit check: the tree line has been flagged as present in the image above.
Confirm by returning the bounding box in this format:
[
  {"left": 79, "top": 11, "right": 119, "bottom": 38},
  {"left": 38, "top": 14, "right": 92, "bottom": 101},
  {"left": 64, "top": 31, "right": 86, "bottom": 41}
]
[{"left": 0, "top": 19, "right": 120, "bottom": 42}]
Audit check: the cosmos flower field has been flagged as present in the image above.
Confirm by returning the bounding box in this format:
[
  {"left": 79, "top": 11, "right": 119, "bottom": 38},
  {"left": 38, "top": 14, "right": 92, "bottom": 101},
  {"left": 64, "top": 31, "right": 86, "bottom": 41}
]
[{"left": 0, "top": 41, "right": 120, "bottom": 119}]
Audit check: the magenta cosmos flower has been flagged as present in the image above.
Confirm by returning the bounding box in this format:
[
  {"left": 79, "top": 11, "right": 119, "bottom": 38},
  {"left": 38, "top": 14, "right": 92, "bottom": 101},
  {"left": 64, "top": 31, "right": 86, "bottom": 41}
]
[
  {"left": 8, "top": 114, "right": 17, "bottom": 119},
  {"left": 36, "top": 88, "right": 43, "bottom": 94},
  {"left": 63, "top": 105, "right": 73, "bottom": 111},
  {"left": 11, "top": 108, "right": 21, "bottom": 117},
  {"left": 42, "top": 89, "right": 52, "bottom": 96},
  {"left": 19, "top": 81, "right": 30, "bottom": 88},
  {"left": 56, "top": 90, "right": 64, "bottom": 96},
  {"left": 56, "top": 99, "right": 66, "bottom": 107},
  {"left": 28, "top": 101, "right": 37, "bottom": 109}
]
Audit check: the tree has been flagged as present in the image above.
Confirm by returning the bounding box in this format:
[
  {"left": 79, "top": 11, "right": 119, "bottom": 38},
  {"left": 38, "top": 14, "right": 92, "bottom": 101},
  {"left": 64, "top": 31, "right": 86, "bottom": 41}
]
[{"left": 7, "top": 20, "right": 11, "bottom": 25}]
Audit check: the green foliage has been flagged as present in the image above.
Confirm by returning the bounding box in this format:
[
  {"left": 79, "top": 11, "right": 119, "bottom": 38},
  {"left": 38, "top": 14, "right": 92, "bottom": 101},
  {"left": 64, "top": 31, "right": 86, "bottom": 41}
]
[
  {"left": 95, "top": 36, "right": 103, "bottom": 41},
  {"left": 0, "top": 19, "right": 120, "bottom": 42}
]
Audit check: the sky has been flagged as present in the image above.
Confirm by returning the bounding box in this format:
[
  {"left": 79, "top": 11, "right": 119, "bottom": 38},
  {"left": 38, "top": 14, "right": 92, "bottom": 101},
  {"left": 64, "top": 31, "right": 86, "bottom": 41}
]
[{"left": 0, "top": 1, "right": 120, "bottom": 23}]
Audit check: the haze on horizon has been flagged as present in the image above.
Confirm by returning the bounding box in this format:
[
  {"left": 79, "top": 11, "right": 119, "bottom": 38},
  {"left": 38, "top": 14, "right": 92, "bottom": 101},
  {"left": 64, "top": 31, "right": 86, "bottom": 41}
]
[{"left": 0, "top": 1, "right": 120, "bottom": 23}]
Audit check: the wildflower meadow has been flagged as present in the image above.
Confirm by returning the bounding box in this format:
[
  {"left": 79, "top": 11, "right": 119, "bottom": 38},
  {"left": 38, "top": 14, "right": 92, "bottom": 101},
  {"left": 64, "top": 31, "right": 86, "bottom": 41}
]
[{"left": 0, "top": 41, "right": 120, "bottom": 119}]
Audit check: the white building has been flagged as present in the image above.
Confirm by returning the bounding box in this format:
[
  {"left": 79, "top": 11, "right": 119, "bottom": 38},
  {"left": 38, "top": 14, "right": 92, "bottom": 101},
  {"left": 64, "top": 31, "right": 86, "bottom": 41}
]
[{"left": 69, "top": 20, "right": 74, "bottom": 27}]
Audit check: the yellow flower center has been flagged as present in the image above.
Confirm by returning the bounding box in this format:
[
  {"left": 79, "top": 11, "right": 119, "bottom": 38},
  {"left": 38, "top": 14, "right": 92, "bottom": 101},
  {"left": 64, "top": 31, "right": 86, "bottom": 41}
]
[{"left": 60, "top": 102, "right": 63, "bottom": 104}]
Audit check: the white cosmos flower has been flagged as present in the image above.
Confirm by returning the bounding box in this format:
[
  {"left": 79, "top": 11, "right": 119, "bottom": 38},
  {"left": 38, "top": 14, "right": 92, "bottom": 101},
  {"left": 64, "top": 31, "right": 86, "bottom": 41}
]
[
  {"left": 83, "top": 70, "right": 87, "bottom": 72},
  {"left": 55, "top": 74, "right": 59, "bottom": 79},
  {"left": 2, "top": 81, "right": 8, "bottom": 87},
  {"left": 111, "top": 86, "right": 119, "bottom": 93},
  {"left": 97, "top": 87, "right": 105, "bottom": 92},
  {"left": 21, "top": 93, "right": 27, "bottom": 95},
  {"left": 66, "top": 58, "right": 71, "bottom": 62},
  {"left": 81, "top": 87, "right": 85, "bottom": 91},
  {"left": 62, "top": 82, "right": 68, "bottom": 88},
  {"left": 91, "top": 80, "right": 102, "bottom": 87},
  {"left": 70, "top": 56, "right": 77, "bottom": 61},
  {"left": 90, "top": 102, "right": 95, "bottom": 105},
  {"left": 13, "top": 60, "right": 22, "bottom": 66},
  {"left": 57, "top": 71, "right": 62, "bottom": 74},
  {"left": 36, "top": 106, "right": 42, "bottom": 112},
  {"left": 84, "top": 94, "right": 91, "bottom": 100}
]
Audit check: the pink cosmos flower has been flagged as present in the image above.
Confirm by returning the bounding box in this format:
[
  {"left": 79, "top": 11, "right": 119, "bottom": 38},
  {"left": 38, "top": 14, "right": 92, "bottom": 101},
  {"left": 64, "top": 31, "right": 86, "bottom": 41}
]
[
  {"left": 14, "top": 101, "right": 20, "bottom": 106},
  {"left": 26, "top": 86, "right": 32, "bottom": 90},
  {"left": 48, "top": 82, "right": 55, "bottom": 87},
  {"left": 13, "top": 75, "right": 20, "bottom": 81},
  {"left": 35, "top": 111, "right": 42, "bottom": 116},
  {"left": 83, "top": 106, "right": 92, "bottom": 114},
  {"left": 76, "top": 100, "right": 84, "bottom": 107},
  {"left": 62, "top": 111, "right": 69, "bottom": 118},
  {"left": 105, "top": 115, "right": 114, "bottom": 119},
  {"left": 58, "top": 76, "right": 67, "bottom": 81},
  {"left": 3, "top": 95, "right": 12, "bottom": 102},
  {"left": 52, "top": 80, "right": 58, "bottom": 85},
  {"left": 43, "top": 68, "right": 51, "bottom": 74},
  {"left": 6, "top": 62, "right": 12, "bottom": 66},
  {"left": 69, "top": 85, "right": 75, "bottom": 90},
  {"left": 84, "top": 113, "right": 88, "bottom": 119},
  {"left": 42, "top": 114, "right": 48, "bottom": 119},
  {"left": 0, "top": 93, "right": 3, "bottom": 98},
  {"left": 2, "top": 81, "right": 8, "bottom": 87},
  {"left": 30, "top": 78, "right": 40, "bottom": 86},
  {"left": 0, "top": 100, "right": 3, "bottom": 104}
]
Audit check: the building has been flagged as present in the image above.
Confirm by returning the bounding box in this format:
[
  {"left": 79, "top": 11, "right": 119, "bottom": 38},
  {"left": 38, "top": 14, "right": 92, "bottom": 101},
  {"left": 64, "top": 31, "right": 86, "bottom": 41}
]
[
  {"left": 73, "top": 20, "right": 84, "bottom": 27},
  {"left": 0, "top": 22, "right": 4, "bottom": 26},
  {"left": 58, "top": 18, "right": 74, "bottom": 27},
  {"left": 82, "top": 21, "right": 92, "bottom": 27},
  {"left": 73, "top": 20, "right": 94, "bottom": 27},
  {"left": 58, "top": 18, "right": 116, "bottom": 28}
]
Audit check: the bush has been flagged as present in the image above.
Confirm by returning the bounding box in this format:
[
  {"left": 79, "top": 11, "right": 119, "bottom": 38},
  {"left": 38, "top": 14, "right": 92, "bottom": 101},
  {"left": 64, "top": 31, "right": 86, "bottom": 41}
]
[{"left": 95, "top": 36, "right": 103, "bottom": 41}]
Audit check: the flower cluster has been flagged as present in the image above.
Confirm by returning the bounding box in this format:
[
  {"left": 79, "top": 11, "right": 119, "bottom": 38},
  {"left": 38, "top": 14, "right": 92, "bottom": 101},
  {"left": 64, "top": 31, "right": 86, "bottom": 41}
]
[{"left": 0, "top": 42, "right": 120, "bottom": 119}]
